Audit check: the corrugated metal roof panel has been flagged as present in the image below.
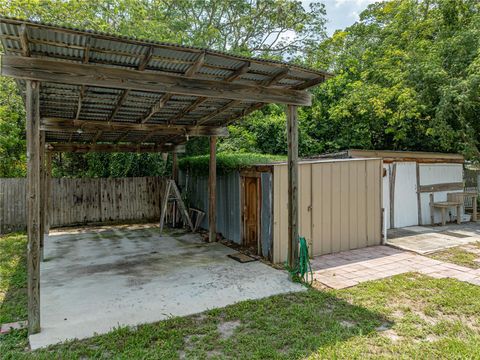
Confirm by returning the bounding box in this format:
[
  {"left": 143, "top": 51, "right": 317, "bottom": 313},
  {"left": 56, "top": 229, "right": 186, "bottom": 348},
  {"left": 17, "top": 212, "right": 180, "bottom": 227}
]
[{"left": 0, "top": 16, "right": 331, "bottom": 148}]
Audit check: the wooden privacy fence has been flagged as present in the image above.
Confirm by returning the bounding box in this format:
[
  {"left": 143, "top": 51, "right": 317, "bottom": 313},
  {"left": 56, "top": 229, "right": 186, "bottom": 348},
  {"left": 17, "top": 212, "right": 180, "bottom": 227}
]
[{"left": 0, "top": 177, "right": 166, "bottom": 234}]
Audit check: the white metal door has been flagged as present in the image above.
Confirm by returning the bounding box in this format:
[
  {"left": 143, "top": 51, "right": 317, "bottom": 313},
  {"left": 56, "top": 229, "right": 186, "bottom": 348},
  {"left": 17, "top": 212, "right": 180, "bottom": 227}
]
[{"left": 393, "top": 162, "right": 418, "bottom": 228}]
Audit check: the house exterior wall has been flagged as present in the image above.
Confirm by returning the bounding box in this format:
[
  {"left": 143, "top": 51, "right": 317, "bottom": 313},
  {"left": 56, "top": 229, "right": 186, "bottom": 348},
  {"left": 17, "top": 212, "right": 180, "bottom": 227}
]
[{"left": 272, "top": 158, "right": 383, "bottom": 264}]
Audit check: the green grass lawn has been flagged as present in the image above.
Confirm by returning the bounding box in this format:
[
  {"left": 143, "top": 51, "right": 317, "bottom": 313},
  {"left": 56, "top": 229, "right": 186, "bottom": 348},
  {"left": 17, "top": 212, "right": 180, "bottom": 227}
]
[
  {"left": 429, "top": 246, "right": 480, "bottom": 269},
  {"left": 2, "top": 233, "right": 480, "bottom": 359}
]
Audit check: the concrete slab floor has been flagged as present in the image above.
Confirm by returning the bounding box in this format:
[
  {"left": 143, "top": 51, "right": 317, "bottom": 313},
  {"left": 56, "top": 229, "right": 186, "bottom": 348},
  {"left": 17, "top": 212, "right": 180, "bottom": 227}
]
[
  {"left": 29, "top": 225, "right": 304, "bottom": 350},
  {"left": 387, "top": 223, "right": 480, "bottom": 254}
]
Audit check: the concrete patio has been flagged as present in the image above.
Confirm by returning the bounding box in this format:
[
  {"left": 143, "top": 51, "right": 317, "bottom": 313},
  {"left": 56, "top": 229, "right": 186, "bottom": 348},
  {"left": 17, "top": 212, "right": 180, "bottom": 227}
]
[
  {"left": 29, "top": 225, "right": 303, "bottom": 350},
  {"left": 312, "top": 245, "right": 480, "bottom": 290},
  {"left": 386, "top": 223, "right": 480, "bottom": 254}
]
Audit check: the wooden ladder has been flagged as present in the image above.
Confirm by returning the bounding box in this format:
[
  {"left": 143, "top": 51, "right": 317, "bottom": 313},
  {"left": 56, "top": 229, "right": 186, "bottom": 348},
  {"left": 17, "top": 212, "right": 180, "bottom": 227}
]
[{"left": 159, "top": 179, "right": 193, "bottom": 233}]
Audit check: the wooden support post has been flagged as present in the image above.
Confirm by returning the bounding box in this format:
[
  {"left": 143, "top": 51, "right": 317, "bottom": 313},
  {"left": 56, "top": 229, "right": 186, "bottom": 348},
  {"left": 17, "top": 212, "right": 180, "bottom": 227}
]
[
  {"left": 45, "top": 152, "right": 52, "bottom": 235},
  {"left": 172, "top": 152, "right": 178, "bottom": 183},
  {"left": 209, "top": 136, "right": 217, "bottom": 242},
  {"left": 430, "top": 193, "right": 434, "bottom": 225},
  {"left": 473, "top": 195, "right": 477, "bottom": 222},
  {"left": 286, "top": 105, "right": 299, "bottom": 269},
  {"left": 39, "top": 131, "right": 45, "bottom": 261},
  {"left": 26, "top": 80, "right": 41, "bottom": 334}
]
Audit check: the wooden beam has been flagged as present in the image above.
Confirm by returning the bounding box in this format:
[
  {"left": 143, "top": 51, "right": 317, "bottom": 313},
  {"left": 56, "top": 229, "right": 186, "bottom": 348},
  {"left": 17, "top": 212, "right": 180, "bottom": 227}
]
[
  {"left": 293, "top": 75, "right": 326, "bottom": 90},
  {"left": 140, "top": 93, "right": 173, "bottom": 124},
  {"left": 286, "top": 105, "right": 299, "bottom": 269},
  {"left": 225, "top": 62, "right": 250, "bottom": 82},
  {"left": 140, "top": 131, "right": 160, "bottom": 144},
  {"left": 263, "top": 68, "right": 289, "bottom": 86},
  {"left": 168, "top": 97, "right": 206, "bottom": 124},
  {"left": 108, "top": 89, "right": 129, "bottom": 123},
  {"left": 114, "top": 131, "right": 130, "bottom": 144},
  {"left": 167, "top": 61, "right": 249, "bottom": 125},
  {"left": 196, "top": 100, "right": 241, "bottom": 125},
  {"left": 184, "top": 51, "right": 205, "bottom": 77},
  {"left": 419, "top": 182, "right": 464, "bottom": 193},
  {"left": 172, "top": 152, "right": 178, "bottom": 183},
  {"left": 45, "top": 152, "right": 52, "bottom": 236},
  {"left": 83, "top": 36, "right": 91, "bottom": 64},
  {"left": 209, "top": 136, "right": 217, "bottom": 242},
  {"left": 138, "top": 46, "right": 153, "bottom": 71},
  {"left": 39, "top": 131, "right": 45, "bottom": 261},
  {"left": 26, "top": 80, "right": 41, "bottom": 334},
  {"left": 74, "top": 85, "right": 85, "bottom": 121},
  {"left": 92, "top": 130, "right": 103, "bottom": 144},
  {"left": 46, "top": 142, "right": 186, "bottom": 153},
  {"left": 19, "top": 24, "right": 31, "bottom": 57},
  {"left": 2, "top": 56, "right": 312, "bottom": 106},
  {"left": 40, "top": 117, "right": 229, "bottom": 136}
]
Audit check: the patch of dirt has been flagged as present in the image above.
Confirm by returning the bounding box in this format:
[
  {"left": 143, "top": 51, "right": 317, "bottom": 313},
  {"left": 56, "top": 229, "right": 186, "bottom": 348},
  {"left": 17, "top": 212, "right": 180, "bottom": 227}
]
[
  {"left": 425, "top": 334, "right": 440, "bottom": 342},
  {"left": 179, "top": 334, "right": 206, "bottom": 359},
  {"left": 375, "top": 322, "right": 392, "bottom": 332},
  {"left": 217, "top": 320, "right": 241, "bottom": 339},
  {"left": 340, "top": 320, "right": 356, "bottom": 328},
  {"left": 381, "top": 329, "right": 402, "bottom": 342}
]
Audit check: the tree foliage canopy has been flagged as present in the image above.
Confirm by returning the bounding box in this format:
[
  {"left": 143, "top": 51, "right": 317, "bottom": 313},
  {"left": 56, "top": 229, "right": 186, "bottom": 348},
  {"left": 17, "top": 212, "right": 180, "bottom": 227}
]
[{"left": 0, "top": 0, "right": 479, "bottom": 177}]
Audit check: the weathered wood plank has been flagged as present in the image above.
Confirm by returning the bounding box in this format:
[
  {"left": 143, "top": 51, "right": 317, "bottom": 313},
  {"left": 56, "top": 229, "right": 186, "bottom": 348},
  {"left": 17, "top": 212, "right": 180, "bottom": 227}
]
[
  {"left": 286, "top": 105, "right": 299, "bottom": 269},
  {"left": 2, "top": 56, "right": 312, "bottom": 106},
  {"left": 209, "top": 136, "right": 217, "bottom": 242},
  {"left": 26, "top": 80, "right": 41, "bottom": 334},
  {"left": 41, "top": 117, "right": 229, "bottom": 136},
  {"left": 46, "top": 143, "right": 186, "bottom": 153},
  {"left": 419, "top": 182, "right": 464, "bottom": 193}
]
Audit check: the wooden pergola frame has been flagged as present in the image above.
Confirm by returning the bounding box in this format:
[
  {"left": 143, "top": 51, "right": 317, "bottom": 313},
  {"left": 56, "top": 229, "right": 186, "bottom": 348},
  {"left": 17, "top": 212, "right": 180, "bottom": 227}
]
[{"left": 0, "top": 17, "right": 330, "bottom": 335}]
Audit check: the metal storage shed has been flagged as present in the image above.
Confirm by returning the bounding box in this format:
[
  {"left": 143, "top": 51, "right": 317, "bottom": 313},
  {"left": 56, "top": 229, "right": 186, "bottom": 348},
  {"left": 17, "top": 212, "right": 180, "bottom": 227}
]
[{"left": 184, "top": 157, "right": 383, "bottom": 263}]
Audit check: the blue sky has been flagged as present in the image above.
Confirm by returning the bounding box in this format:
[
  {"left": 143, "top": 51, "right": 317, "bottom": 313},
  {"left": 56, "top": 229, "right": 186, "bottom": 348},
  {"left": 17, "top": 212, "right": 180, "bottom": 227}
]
[{"left": 303, "top": 0, "right": 383, "bottom": 35}]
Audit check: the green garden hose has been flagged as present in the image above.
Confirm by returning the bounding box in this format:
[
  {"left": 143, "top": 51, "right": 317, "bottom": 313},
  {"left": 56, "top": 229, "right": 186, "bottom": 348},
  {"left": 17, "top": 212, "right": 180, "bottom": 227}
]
[{"left": 288, "top": 236, "right": 313, "bottom": 286}]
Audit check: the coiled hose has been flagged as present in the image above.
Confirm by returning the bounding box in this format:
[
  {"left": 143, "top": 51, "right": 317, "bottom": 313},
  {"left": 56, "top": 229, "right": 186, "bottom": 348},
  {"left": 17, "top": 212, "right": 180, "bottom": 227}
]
[{"left": 288, "top": 236, "right": 313, "bottom": 286}]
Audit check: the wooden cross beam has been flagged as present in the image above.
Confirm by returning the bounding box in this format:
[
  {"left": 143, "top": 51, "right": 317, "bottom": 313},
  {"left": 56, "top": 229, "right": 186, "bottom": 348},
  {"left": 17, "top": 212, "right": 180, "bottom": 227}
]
[
  {"left": 18, "top": 24, "right": 30, "bottom": 57},
  {"left": 140, "top": 93, "right": 173, "bottom": 124},
  {"left": 40, "top": 117, "right": 229, "bottom": 136},
  {"left": 108, "top": 89, "right": 130, "bottom": 123},
  {"left": 46, "top": 142, "right": 186, "bottom": 153},
  {"left": 2, "top": 56, "right": 312, "bottom": 106}
]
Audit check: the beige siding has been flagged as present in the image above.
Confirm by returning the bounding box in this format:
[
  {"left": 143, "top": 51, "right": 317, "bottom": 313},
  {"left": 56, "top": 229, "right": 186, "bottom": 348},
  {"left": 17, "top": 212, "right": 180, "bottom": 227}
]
[{"left": 272, "top": 159, "right": 383, "bottom": 263}]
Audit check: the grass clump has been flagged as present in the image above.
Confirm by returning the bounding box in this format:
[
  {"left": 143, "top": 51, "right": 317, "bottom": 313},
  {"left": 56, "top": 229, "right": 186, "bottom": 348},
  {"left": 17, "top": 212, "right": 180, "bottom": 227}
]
[
  {"left": 179, "top": 152, "right": 285, "bottom": 175},
  {"left": 429, "top": 247, "right": 480, "bottom": 269},
  {"left": 0, "top": 232, "right": 27, "bottom": 324}
]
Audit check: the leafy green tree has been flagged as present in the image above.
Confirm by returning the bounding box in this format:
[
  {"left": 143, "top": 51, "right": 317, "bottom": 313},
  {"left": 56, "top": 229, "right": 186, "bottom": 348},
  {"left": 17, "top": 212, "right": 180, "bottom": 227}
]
[
  {"left": 0, "top": 77, "right": 25, "bottom": 177},
  {"left": 0, "top": 0, "right": 327, "bottom": 177}
]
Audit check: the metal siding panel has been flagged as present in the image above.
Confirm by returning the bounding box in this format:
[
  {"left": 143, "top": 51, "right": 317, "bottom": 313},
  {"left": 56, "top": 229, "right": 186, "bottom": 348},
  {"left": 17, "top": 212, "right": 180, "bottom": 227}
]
[
  {"left": 260, "top": 172, "right": 273, "bottom": 259},
  {"left": 340, "top": 162, "right": 350, "bottom": 251},
  {"left": 349, "top": 161, "right": 359, "bottom": 249},
  {"left": 357, "top": 161, "right": 368, "bottom": 248},
  {"left": 299, "top": 163, "right": 312, "bottom": 252},
  {"left": 331, "top": 163, "right": 341, "bottom": 253},
  {"left": 185, "top": 172, "right": 241, "bottom": 244}
]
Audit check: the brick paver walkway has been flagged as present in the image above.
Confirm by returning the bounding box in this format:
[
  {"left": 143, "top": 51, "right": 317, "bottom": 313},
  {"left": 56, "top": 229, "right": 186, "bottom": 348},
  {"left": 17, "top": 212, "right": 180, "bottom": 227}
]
[{"left": 312, "top": 245, "right": 480, "bottom": 289}]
